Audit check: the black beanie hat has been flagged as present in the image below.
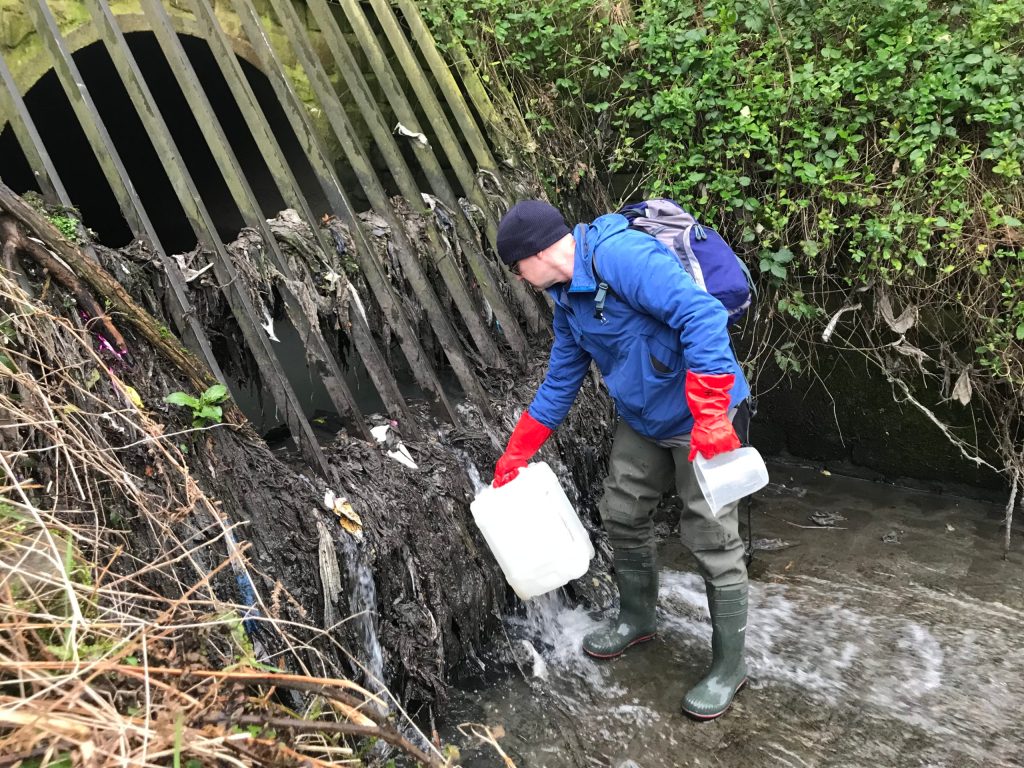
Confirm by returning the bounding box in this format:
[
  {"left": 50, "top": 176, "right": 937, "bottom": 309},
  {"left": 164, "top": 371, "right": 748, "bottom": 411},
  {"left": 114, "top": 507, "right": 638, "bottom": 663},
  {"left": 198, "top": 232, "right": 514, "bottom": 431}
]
[{"left": 496, "top": 200, "right": 570, "bottom": 266}]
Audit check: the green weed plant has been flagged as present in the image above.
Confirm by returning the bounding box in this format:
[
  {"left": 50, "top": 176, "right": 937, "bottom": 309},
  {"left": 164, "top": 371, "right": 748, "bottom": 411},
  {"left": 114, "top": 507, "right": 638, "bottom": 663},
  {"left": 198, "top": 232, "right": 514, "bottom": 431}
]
[{"left": 164, "top": 384, "right": 230, "bottom": 428}]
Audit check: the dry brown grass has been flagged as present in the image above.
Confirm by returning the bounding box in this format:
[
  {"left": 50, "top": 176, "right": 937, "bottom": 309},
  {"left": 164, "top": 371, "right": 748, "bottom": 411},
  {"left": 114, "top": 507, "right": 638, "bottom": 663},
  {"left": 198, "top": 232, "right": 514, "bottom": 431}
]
[{"left": 0, "top": 265, "right": 449, "bottom": 766}]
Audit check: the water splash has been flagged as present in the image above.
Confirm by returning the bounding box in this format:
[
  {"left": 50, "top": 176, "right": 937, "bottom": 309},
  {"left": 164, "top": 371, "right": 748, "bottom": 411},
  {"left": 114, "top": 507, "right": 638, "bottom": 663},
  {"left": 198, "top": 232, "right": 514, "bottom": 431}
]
[
  {"left": 336, "top": 533, "right": 386, "bottom": 701},
  {"left": 506, "top": 591, "right": 625, "bottom": 694},
  {"left": 659, "top": 570, "right": 1024, "bottom": 761},
  {"left": 451, "top": 568, "right": 1024, "bottom": 766}
]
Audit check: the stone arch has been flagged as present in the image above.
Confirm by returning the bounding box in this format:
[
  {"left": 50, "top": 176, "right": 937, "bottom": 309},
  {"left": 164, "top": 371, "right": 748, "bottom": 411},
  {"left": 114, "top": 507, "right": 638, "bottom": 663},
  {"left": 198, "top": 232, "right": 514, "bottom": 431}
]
[
  {"left": 3, "top": 4, "right": 271, "bottom": 95},
  {"left": 2, "top": 24, "right": 329, "bottom": 252}
]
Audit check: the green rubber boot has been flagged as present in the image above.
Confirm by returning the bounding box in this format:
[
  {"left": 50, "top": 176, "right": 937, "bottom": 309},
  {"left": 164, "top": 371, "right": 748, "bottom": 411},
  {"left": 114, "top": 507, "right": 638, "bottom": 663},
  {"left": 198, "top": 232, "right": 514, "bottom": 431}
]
[
  {"left": 582, "top": 549, "right": 658, "bottom": 659},
  {"left": 681, "top": 583, "right": 749, "bottom": 720}
]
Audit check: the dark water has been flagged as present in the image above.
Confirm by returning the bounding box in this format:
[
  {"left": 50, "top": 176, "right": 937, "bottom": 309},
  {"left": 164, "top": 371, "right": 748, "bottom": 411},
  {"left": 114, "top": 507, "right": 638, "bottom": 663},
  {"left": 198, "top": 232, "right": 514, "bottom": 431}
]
[{"left": 442, "top": 464, "right": 1024, "bottom": 767}]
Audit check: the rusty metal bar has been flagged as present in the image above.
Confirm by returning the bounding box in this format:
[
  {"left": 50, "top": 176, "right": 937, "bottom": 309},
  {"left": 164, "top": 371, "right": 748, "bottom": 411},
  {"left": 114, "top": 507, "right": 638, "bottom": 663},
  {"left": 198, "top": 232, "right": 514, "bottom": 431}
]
[
  {"left": 392, "top": 0, "right": 499, "bottom": 172},
  {"left": 197, "top": 0, "right": 418, "bottom": 436},
  {"left": 363, "top": 0, "right": 545, "bottom": 335},
  {"left": 227, "top": 0, "right": 433, "bottom": 433},
  {"left": 0, "top": 53, "right": 66, "bottom": 204},
  {"left": 392, "top": 0, "right": 544, "bottom": 326},
  {"left": 186, "top": 0, "right": 313, "bottom": 226},
  {"left": 266, "top": 0, "right": 494, "bottom": 418},
  {"left": 131, "top": 0, "right": 370, "bottom": 445},
  {"left": 311, "top": 0, "right": 527, "bottom": 368},
  {"left": 304, "top": 0, "right": 515, "bottom": 372},
  {"left": 400, "top": 3, "right": 531, "bottom": 168},
  {"left": 264, "top": 0, "right": 482, "bottom": 423},
  {"left": 363, "top": 0, "right": 490, "bottom": 225},
  {"left": 19, "top": 0, "right": 227, "bottom": 390},
  {"left": 72, "top": 0, "right": 328, "bottom": 473}
]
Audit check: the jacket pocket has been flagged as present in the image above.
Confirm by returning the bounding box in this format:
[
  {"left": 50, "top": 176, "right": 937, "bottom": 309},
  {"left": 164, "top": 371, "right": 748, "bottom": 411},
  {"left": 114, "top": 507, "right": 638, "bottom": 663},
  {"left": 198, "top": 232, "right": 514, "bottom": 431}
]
[
  {"left": 639, "top": 337, "right": 687, "bottom": 431},
  {"left": 645, "top": 335, "right": 681, "bottom": 378}
]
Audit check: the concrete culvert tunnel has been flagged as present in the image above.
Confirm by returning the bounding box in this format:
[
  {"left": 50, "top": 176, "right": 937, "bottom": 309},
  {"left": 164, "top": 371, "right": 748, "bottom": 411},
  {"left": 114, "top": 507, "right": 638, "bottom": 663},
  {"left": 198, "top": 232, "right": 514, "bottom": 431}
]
[{"left": 0, "top": 30, "right": 330, "bottom": 254}]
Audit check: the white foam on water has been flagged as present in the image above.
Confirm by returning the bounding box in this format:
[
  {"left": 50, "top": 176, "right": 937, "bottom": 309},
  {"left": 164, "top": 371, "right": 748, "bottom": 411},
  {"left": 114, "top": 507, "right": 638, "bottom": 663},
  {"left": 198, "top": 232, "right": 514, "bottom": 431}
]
[
  {"left": 507, "top": 591, "right": 624, "bottom": 696},
  {"left": 657, "top": 569, "right": 1024, "bottom": 762}
]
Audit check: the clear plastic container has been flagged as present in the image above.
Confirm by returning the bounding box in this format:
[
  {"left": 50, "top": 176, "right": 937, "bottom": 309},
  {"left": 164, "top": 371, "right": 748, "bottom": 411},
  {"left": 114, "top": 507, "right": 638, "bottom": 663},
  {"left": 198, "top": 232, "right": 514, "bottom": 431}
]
[
  {"left": 693, "top": 446, "right": 769, "bottom": 516},
  {"left": 470, "top": 461, "right": 595, "bottom": 600}
]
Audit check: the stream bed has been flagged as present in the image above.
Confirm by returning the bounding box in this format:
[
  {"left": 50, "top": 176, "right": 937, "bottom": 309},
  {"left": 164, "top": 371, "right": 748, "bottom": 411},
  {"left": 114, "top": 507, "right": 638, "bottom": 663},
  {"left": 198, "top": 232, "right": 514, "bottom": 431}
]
[{"left": 441, "top": 463, "right": 1024, "bottom": 767}]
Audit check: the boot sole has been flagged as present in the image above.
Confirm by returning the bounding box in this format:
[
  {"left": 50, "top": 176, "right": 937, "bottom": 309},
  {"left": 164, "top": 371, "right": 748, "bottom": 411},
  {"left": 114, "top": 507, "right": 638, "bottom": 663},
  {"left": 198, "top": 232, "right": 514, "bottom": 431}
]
[
  {"left": 681, "top": 677, "right": 748, "bottom": 721},
  {"left": 582, "top": 632, "right": 656, "bottom": 660}
]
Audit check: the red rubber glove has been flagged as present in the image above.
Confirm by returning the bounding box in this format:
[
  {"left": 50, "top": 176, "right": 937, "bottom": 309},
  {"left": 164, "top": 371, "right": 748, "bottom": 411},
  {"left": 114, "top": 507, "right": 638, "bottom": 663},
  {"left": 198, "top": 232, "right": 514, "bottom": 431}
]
[
  {"left": 493, "top": 410, "right": 553, "bottom": 487},
  {"left": 685, "top": 370, "right": 741, "bottom": 462}
]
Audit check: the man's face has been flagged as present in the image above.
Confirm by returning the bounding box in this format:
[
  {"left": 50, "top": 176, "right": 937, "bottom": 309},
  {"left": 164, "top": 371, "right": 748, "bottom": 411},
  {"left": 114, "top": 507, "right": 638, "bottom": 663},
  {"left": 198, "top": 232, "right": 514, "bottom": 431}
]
[{"left": 511, "top": 244, "right": 567, "bottom": 291}]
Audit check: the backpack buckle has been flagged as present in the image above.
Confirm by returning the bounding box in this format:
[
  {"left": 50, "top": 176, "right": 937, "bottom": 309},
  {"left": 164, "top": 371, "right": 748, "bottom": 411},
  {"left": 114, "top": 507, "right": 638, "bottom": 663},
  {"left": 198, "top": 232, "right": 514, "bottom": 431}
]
[{"left": 594, "top": 282, "right": 609, "bottom": 324}]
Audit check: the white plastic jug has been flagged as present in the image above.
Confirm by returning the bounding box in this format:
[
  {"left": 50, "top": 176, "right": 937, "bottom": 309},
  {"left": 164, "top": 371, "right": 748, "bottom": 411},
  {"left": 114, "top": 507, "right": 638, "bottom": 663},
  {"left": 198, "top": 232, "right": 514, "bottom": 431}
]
[
  {"left": 693, "top": 446, "right": 769, "bottom": 516},
  {"left": 470, "top": 461, "right": 595, "bottom": 600}
]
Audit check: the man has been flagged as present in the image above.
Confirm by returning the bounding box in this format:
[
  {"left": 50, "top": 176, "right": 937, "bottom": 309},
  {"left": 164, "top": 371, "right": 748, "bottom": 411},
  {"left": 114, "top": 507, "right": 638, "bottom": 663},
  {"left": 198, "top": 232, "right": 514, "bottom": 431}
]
[{"left": 492, "top": 199, "right": 751, "bottom": 720}]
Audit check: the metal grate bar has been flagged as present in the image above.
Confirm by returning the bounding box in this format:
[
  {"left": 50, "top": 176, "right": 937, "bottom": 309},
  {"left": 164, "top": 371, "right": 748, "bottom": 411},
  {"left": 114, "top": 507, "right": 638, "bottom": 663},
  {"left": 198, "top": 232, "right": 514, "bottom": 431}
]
[
  {"left": 365, "top": 0, "right": 545, "bottom": 334},
  {"left": 310, "top": 0, "right": 527, "bottom": 367},
  {"left": 226, "top": 0, "right": 419, "bottom": 435},
  {"left": 305, "top": 0, "right": 507, "bottom": 377},
  {"left": 133, "top": 0, "right": 370, "bottom": 445},
  {"left": 0, "top": 52, "right": 67, "bottom": 205},
  {"left": 21, "top": 0, "right": 228, "bottom": 390},
  {"left": 264, "top": 0, "right": 469, "bottom": 424}
]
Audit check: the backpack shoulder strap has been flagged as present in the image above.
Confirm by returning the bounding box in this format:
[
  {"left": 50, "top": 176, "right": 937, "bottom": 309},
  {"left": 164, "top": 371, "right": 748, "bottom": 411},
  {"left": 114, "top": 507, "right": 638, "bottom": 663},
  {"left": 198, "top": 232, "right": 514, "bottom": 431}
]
[{"left": 585, "top": 228, "right": 615, "bottom": 323}]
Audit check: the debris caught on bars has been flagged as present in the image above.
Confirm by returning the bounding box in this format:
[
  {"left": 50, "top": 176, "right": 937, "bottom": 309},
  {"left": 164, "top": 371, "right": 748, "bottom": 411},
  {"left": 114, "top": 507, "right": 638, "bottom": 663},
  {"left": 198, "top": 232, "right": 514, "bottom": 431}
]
[
  {"left": 260, "top": 312, "right": 280, "bottom": 342},
  {"left": 171, "top": 252, "right": 214, "bottom": 283},
  {"left": 370, "top": 423, "right": 418, "bottom": 470},
  {"left": 394, "top": 122, "right": 429, "bottom": 146},
  {"left": 323, "top": 488, "right": 363, "bottom": 538},
  {"left": 347, "top": 283, "right": 369, "bottom": 325},
  {"left": 821, "top": 303, "right": 862, "bottom": 343}
]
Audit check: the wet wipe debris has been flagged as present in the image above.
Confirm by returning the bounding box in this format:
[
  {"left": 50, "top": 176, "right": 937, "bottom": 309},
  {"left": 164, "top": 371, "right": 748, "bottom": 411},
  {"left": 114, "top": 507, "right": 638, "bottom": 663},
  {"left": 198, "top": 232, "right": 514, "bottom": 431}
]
[
  {"left": 809, "top": 510, "right": 847, "bottom": 527},
  {"left": 752, "top": 537, "right": 798, "bottom": 552}
]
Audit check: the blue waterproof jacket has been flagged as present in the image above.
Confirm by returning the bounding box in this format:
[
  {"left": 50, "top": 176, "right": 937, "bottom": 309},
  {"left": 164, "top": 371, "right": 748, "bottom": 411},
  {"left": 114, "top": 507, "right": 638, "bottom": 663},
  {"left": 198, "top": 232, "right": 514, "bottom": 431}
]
[{"left": 527, "top": 213, "right": 749, "bottom": 441}]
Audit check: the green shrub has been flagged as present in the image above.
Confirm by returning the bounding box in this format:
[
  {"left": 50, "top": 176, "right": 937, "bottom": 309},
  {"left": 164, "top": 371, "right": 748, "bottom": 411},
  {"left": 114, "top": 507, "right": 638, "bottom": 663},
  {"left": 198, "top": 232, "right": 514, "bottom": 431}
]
[{"left": 426, "top": 0, "right": 1023, "bottom": 482}]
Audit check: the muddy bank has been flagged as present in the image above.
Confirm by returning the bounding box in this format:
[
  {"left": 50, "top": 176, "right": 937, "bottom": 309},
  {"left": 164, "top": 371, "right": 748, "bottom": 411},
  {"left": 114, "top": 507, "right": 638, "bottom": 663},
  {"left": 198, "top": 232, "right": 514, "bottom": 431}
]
[{"left": 129, "top": 343, "right": 613, "bottom": 706}]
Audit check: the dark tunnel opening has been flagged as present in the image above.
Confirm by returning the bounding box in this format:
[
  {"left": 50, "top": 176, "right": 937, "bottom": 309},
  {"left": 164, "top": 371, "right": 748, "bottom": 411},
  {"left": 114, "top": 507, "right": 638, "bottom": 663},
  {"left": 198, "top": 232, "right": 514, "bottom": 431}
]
[{"left": 0, "top": 31, "right": 332, "bottom": 254}]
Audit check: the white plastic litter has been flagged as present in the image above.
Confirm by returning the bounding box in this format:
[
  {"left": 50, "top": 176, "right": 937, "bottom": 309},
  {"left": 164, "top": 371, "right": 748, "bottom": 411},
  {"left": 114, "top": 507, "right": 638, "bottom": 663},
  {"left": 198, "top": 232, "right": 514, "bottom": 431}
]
[
  {"left": 370, "top": 424, "right": 418, "bottom": 470},
  {"left": 470, "top": 461, "right": 594, "bottom": 600},
  {"left": 260, "top": 312, "right": 280, "bottom": 342}
]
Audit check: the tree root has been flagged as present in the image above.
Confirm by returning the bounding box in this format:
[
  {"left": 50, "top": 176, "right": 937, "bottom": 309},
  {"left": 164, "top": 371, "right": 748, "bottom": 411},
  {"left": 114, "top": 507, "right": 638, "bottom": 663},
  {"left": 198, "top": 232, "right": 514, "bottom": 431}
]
[{"left": 0, "top": 213, "right": 127, "bottom": 353}]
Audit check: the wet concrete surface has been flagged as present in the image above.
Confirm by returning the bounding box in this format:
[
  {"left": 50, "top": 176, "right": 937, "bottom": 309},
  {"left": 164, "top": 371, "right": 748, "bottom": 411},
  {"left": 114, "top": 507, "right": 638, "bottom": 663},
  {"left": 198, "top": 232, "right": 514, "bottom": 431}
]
[{"left": 442, "top": 462, "right": 1024, "bottom": 767}]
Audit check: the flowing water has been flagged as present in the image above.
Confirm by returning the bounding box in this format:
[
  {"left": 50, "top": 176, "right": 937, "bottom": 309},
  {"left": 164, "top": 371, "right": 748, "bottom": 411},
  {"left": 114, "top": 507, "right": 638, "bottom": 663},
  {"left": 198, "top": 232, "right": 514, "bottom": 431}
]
[{"left": 442, "top": 464, "right": 1024, "bottom": 767}]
